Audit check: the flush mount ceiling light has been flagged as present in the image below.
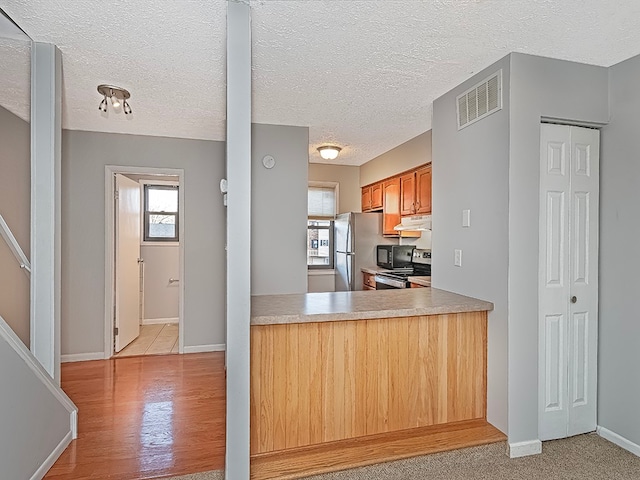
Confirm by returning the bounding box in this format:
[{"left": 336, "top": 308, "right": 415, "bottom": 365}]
[
  {"left": 97, "top": 84, "right": 132, "bottom": 115},
  {"left": 317, "top": 145, "right": 342, "bottom": 160}
]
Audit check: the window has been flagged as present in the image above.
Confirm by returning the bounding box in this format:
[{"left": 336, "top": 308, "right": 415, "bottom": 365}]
[
  {"left": 307, "top": 183, "right": 337, "bottom": 269},
  {"left": 144, "top": 184, "right": 179, "bottom": 242},
  {"left": 307, "top": 220, "right": 333, "bottom": 268}
]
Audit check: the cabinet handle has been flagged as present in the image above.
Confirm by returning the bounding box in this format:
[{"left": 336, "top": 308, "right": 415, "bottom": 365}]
[{"left": 571, "top": 296, "right": 577, "bottom": 304}]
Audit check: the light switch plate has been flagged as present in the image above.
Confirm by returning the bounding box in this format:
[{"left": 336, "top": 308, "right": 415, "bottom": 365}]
[
  {"left": 462, "top": 209, "right": 470, "bottom": 227},
  {"left": 454, "top": 249, "right": 462, "bottom": 267}
]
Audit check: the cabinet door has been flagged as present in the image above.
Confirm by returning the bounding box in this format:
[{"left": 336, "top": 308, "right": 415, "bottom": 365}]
[
  {"left": 415, "top": 165, "right": 432, "bottom": 214},
  {"left": 400, "top": 173, "right": 415, "bottom": 216},
  {"left": 371, "top": 183, "right": 383, "bottom": 210},
  {"left": 363, "top": 272, "right": 376, "bottom": 289},
  {"left": 382, "top": 178, "right": 400, "bottom": 236},
  {"left": 361, "top": 186, "right": 372, "bottom": 212}
]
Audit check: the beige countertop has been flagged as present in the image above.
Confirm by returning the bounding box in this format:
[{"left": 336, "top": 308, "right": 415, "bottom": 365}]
[
  {"left": 360, "top": 266, "right": 390, "bottom": 274},
  {"left": 251, "top": 288, "right": 493, "bottom": 325},
  {"left": 408, "top": 276, "right": 431, "bottom": 287}
]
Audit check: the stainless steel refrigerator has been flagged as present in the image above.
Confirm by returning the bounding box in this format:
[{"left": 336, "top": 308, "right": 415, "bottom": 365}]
[{"left": 334, "top": 212, "right": 396, "bottom": 291}]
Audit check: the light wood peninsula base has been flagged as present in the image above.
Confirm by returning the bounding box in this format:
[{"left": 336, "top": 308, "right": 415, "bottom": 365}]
[
  {"left": 251, "top": 419, "right": 505, "bottom": 480},
  {"left": 250, "top": 295, "right": 503, "bottom": 480}
]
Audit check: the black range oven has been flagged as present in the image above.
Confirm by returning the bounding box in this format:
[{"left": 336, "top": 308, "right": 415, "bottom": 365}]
[
  {"left": 375, "top": 269, "right": 413, "bottom": 289},
  {"left": 374, "top": 248, "right": 431, "bottom": 289}
]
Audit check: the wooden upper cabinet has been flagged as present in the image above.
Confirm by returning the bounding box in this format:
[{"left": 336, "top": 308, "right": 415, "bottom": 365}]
[
  {"left": 361, "top": 186, "right": 372, "bottom": 212},
  {"left": 400, "top": 164, "right": 432, "bottom": 216},
  {"left": 400, "top": 173, "right": 416, "bottom": 216},
  {"left": 382, "top": 178, "right": 401, "bottom": 235},
  {"left": 370, "top": 183, "right": 383, "bottom": 210},
  {"left": 362, "top": 163, "right": 431, "bottom": 222},
  {"left": 415, "top": 165, "right": 432, "bottom": 214}
]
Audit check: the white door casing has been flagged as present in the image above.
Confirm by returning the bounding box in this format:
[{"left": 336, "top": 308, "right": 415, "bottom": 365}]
[
  {"left": 114, "top": 174, "right": 141, "bottom": 352},
  {"left": 538, "top": 124, "right": 599, "bottom": 440}
]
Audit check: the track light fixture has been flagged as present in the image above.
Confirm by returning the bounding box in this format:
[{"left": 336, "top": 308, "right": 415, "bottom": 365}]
[{"left": 97, "top": 84, "right": 132, "bottom": 115}]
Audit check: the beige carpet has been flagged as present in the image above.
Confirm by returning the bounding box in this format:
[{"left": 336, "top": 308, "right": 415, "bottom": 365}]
[{"left": 163, "top": 433, "right": 640, "bottom": 480}]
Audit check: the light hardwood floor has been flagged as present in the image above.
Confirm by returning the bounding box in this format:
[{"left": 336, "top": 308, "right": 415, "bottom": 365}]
[
  {"left": 44, "top": 353, "right": 226, "bottom": 480},
  {"left": 115, "top": 323, "right": 179, "bottom": 357}
]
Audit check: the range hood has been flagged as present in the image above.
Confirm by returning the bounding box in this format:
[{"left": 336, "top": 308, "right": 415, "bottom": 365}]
[{"left": 393, "top": 215, "right": 432, "bottom": 231}]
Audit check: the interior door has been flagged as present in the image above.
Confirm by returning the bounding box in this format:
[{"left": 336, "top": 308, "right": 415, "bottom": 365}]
[
  {"left": 538, "top": 124, "right": 599, "bottom": 440},
  {"left": 114, "top": 174, "right": 141, "bottom": 352}
]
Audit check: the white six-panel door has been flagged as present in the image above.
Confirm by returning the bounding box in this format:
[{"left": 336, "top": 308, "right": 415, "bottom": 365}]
[{"left": 538, "top": 124, "right": 599, "bottom": 440}]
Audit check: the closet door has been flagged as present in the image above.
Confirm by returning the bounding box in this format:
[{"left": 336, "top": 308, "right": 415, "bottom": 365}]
[{"left": 538, "top": 124, "right": 599, "bottom": 441}]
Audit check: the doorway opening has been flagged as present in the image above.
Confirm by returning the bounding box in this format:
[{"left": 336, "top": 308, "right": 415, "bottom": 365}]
[{"left": 104, "top": 165, "right": 185, "bottom": 358}]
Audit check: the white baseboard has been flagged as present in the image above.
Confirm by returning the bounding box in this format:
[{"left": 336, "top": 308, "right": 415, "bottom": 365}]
[
  {"left": 183, "top": 343, "right": 226, "bottom": 354},
  {"left": 61, "top": 352, "right": 105, "bottom": 363},
  {"left": 597, "top": 426, "right": 640, "bottom": 457},
  {"left": 142, "top": 317, "right": 179, "bottom": 325},
  {"left": 30, "top": 430, "right": 73, "bottom": 480},
  {"left": 508, "top": 439, "right": 542, "bottom": 458}
]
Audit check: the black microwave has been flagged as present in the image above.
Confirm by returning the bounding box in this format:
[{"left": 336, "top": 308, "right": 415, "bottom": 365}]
[{"left": 376, "top": 245, "right": 415, "bottom": 270}]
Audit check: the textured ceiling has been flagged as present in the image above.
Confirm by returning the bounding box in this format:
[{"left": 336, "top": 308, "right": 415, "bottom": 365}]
[{"left": 2, "top": 0, "right": 640, "bottom": 166}]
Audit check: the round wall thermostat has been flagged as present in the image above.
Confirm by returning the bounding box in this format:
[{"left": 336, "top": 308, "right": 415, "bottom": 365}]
[{"left": 262, "top": 155, "right": 276, "bottom": 169}]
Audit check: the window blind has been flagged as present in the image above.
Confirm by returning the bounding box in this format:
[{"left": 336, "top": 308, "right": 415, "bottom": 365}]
[{"left": 308, "top": 186, "right": 336, "bottom": 218}]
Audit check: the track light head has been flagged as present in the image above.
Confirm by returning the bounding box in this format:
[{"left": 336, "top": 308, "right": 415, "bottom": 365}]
[
  {"left": 123, "top": 101, "right": 132, "bottom": 115},
  {"left": 98, "top": 96, "right": 108, "bottom": 112}
]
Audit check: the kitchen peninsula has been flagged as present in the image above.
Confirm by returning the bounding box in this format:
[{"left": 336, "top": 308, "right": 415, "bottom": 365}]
[{"left": 250, "top": 288, "right": 505, "bottom": 480}]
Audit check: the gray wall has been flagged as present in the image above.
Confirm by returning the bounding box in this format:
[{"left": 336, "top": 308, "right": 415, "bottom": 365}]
[
  {"left": 507, "top": 53, "right": 608, "bottom": 443},
  {"left": 61, "top": 131, "right": 226, "bottom": 355},
  {"left": 308, "top": 163, "right": 361, "bottom": 213},
  {"left": 432, "top": 55, "right": 511, "bottom": 435},
  {"left": 432, "top": 53, "right": 609, "bottom": 443},
  {"left": 0, "top": 330, "right": 71, "bottom": 479},
  {"left": 599, "top": 53, "right": 640, "bottom": 446},
  {"left": 141, "top": 245, "right": 179, "bottom": 321},
  {"left": 308, "top": 273, "right": 335, "bottom": 293},
  {"left": 251, "top": 124, "right": 309, "bottom": 295},
  {"left": 359, "top": 130, "right": 432, "bottom": 186},
  {"left": 0, "top": 106, "right": 30, "bottom": 346}
]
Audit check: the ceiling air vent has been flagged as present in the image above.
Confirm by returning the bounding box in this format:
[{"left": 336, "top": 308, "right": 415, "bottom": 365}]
[{"left": 457, "top": 70, "right": 502, "bottom": 130}]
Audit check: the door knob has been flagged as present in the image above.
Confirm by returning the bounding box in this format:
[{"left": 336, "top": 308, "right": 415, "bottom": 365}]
[{"left": 571, "top": 296, "right": 577, "bottom": 304}]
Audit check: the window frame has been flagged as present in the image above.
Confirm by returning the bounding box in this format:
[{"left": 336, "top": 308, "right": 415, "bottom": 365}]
[
  {"left": 307, "top": 181, "right": 338, "bottom": 270},
  {"left": 307, "top": 219, "right": 335, "bottom": 270},
  {"left": 142, "top": 181, "right": 179, "bottom": 244}
]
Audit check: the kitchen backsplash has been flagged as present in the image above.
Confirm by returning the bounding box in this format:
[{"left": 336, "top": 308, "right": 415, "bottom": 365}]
[{"left": 400, "top": 230, "right": 431, "bottom": 250}]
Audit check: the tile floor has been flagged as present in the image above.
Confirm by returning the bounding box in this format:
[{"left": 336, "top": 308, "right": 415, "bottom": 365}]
[{"left": 115, "top": 323, "right": 179, "bottom": 357}]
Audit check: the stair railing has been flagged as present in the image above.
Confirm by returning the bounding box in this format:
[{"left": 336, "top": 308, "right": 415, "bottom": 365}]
[{"left": 0, "top": 213, "right": 30, "bottom": 276}]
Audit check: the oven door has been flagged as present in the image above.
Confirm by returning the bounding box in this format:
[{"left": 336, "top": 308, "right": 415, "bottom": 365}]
[{"left": 374, "top": 274, "right": 407, "bottom": 289}]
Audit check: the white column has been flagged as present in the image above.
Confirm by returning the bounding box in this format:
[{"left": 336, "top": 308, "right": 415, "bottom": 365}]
[
  {"left": 226, "top": 1, "right": 252, "bottom": 479},
  {"left": 30, "top": 43, "right": 62, "bottom": 383}
]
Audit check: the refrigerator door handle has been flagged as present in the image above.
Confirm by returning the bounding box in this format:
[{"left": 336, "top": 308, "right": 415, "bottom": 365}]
[
  {"left": 346, "top": 219, "right": 351, "bottom": 253},
  {"left": 346, "top": 253, "right": 351, "bottom": 290}
]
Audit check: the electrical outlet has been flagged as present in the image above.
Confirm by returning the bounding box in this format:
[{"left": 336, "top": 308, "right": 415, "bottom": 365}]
[
  {"left": 462, "top": 209, "right": 471, "bottom": 227},
  {"left": 454, "top": 249, "right": 462, "bottom": 267}
]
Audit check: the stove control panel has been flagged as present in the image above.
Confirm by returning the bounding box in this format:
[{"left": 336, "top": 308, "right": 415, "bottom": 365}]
[{"left": 412, "top": 249, "right": 431, "bottom": 265}]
